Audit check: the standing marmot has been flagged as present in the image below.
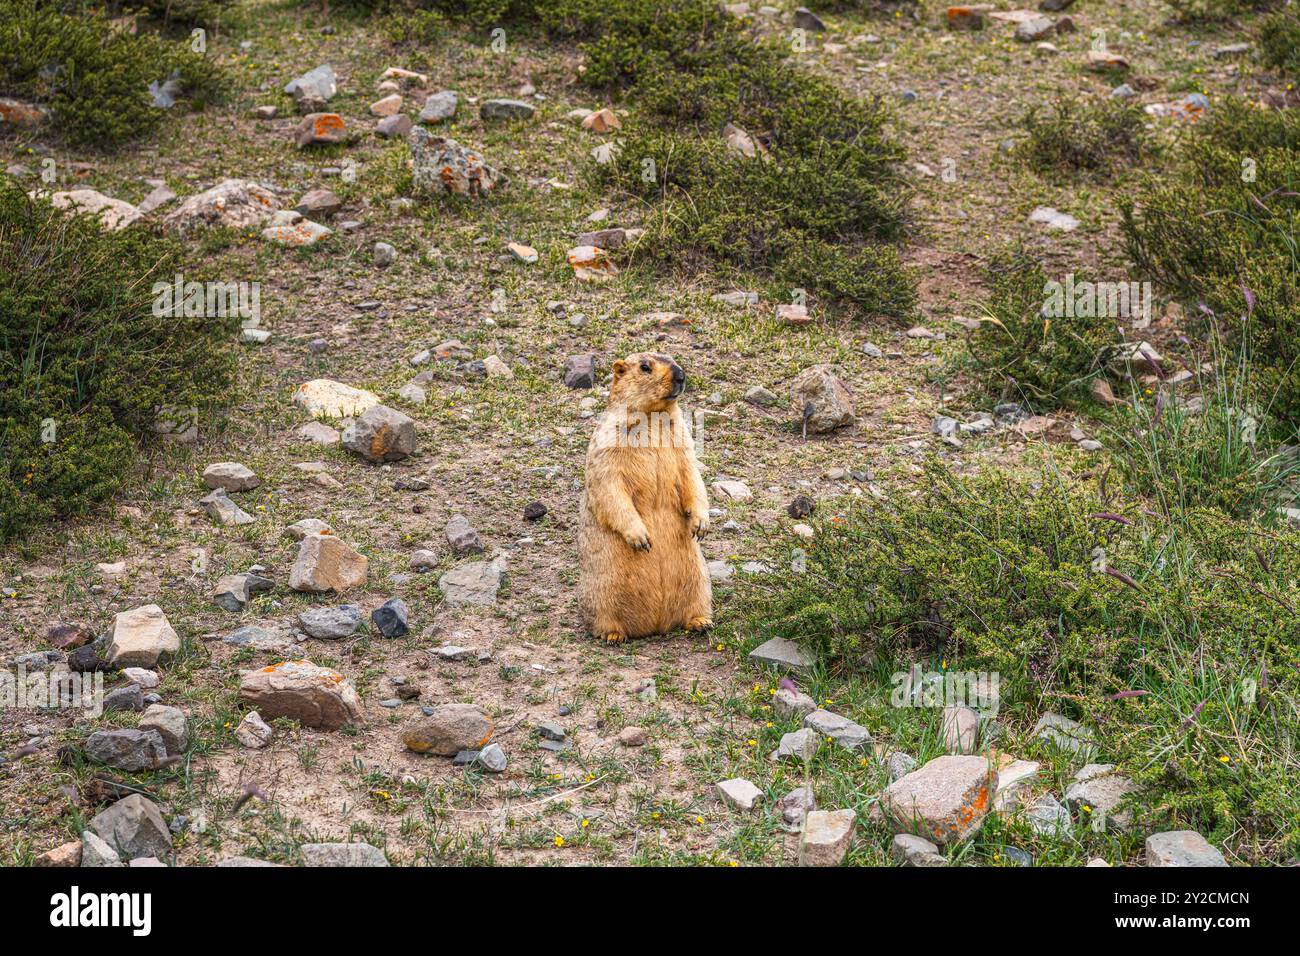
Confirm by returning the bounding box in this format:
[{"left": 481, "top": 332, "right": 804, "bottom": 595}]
[{"left": 578, "top": 352, "right": 712, "bottom": 643}]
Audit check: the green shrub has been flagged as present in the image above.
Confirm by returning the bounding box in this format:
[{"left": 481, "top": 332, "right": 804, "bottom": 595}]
[
  {"left": 732, "top": 462, "right": 1300, "bottom": 859},
  {"left": 1120, "top": 100, "right": 1300, "bottom": 426},
  {"left": 1017, "top": 96, "right": 1147, "bottom": 177},
  {"left": 0, "top": 184, "right": 237, "bottom": 545},
  {"left": 965, "top": 247, "right": 1119, "bottom": 405},
  {"left": 98, "top": 0, "right": 239, "bottom": 29},
  {"left": 1259, "top": 10, "right": 1300, "bottom": 75},
  {"left": 0, "top": 0, "right": 227, "bottom": 147},
  {"left": 529, "top": 0, "right": 913, "bottom": 315},
  {"left": 1163, "top": 0, "right": 1280, "bottom": 21}
]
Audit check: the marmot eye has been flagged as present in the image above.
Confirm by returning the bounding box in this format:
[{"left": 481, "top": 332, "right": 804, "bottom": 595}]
[{"left": 639, "top": 361, "right": 652, "bottom": 373}]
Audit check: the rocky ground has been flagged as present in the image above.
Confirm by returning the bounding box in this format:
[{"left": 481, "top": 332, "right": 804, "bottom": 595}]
[{"left": 0, "top": 0, "right": 1274, "bottom": 867}]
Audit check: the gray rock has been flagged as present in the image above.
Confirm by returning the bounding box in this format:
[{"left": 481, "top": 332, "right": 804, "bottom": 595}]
[
  {"left": 410, "top": 131, "right": 503, "bottom": 198},
  {"left": 222, "top": 625, "right": 300, "bottom": 655},
  {"left": 791, "top": 365, "right": 855, "bottom": 433},
  {"left": 744, "top": 385, "right": 778, "bottom": 406},
  {"left": 371, "top": 597, "right": 410, "bottom": 638},
  {"left": 748, "top": 636, "right": 815, "bottom": 673},
  {"left": 941, "top": 704, "right": 978, "bottom": 754},
  {"left": 1025, "top": 794, "right": 1071, "bottom": 837},
  {"left": 1064, "top": 764, "right": 1138, "bottom": 831},
  {"left": 216, "top": 855, "right": 284, "bottom": 867},
  {"left": 793, "top": 7, "right": 826, "bottom": 31},
  {"left": 772, "top": 727, "right": 820, "bottom": 763},
  {"left": 716, "top": 778, "right": 763, "bottom": 811},
  {"left": 707, "top": 559, "right": 734, "bottom": 583},
  {"left": 1015, "top": 16, "right": 1056, "bottom": 42},
  {"left": 1145, "top": 830, "right": 1229, "bottom": 867},
  {"left": 373, "top": 241, "right": 397, "bottom": 267},
  {"left": 284, "top": 64, "right": 337, "bottom": 110},
  {"left": 202, "top": 462, "right": 260, "bottom": 492},
  {"left": 804, "top": 709, "right": 871, "bottom": 750},
  {"left": 103, "top": 685, "right": 144, "bottom": 713},
  {"left": 438, "top": 557, "right": 506, "bottom": 606},
  {"left": 300, "top": 842, "right": 388, "bottom": 867},
  {"left": 777, "top": 786, "right": 816, "bottom": 829},
  {"left": 445, "top": 515, "right": 484, "bottom": 554},
  {"left": 89, "top": 794, "right": 172, "bottom": 860},
  {"left": 480, "top": 98, "right": 535, "bottom": 121},
  {"left": 773, "top": 687, "right": 817, "bottom": 720},
  {"left": 563, "top": 353, "right": 598, "bottom": 389},
  {"left": 235, "top": 711, "right": 274, "bottom": 749},
  {"left": 420, "top": 90, "right": 458, "bottom": 123},
  {"left": 887, "top": 751, "right": 918, "bottom": 782},
  {"left": 200, "top": 489, "right": 256, "bottom": 526},
  {"left": 375, "top": 113, "right": 412, "bottom": 138},
  {"left": 298, "top": 605, "right": 362, "bottom": 640},
  {"left": 138, "top": 704, "right": 188, "bottom": 755},
  {"left": 80, "top": 831, "right": 123, "bottom": 868},
  {"left": 892, "top": 833, "right": 947, "bottom": 867},
  {"left": 342, "top": 405, "right": 417, "bottom": 463},
  {"left": 536, "top": 720, "right": 566, "bottom": 741},
  {"left": 295, "top": 188, "right": 342, "bottom": 218},
  {"left": 478, "top": 743, "right": 507, "bottom": 773},
  {"left": 84, "top": 729, "right": 167, "bottom": 772},
  {"left": 882, "top": 755, "right": 997, "bottom": 845},
  {"left": 402, "top": 703, "right": 494, "bottom": 755}
]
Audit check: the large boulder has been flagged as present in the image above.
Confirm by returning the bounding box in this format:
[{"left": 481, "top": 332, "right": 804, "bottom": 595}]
[
  {"left": 162, "top": 179, "right": 281, "bottom": 234},
  {"left": 107, "top": 604, "right": 180, "bottom": 668},
  {"left": 289, "top": 533, "right": 368, "bottom": 594},
  {"left": 238, "top": 660, "right": 363, "bottom": 730},
  {"left": 84, "top": 729, "right": 167, "bottom": 772},
  {"left": 790, "top": 365, "right": 855, "bottom": 433}
]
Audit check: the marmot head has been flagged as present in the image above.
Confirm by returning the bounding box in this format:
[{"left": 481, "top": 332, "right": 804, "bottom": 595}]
[{"left": 610, "top": 352, "right": 685, "bottom": 412}]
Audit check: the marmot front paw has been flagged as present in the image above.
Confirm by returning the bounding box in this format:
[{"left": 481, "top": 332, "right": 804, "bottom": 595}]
[
  {"left": 688, "top": 512, "right": 709, "bottom": 540},
  {"left": 623, "top": 528, "right": 651, "bottom": 551}
]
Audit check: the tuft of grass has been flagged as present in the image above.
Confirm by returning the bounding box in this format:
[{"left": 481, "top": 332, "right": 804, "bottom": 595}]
[
  {"left": 1017, "top": 96, "right": 1147, "bottom": 179},
  {"left": 1259, "top": 10, "right": 1300, "bottom": 76}
]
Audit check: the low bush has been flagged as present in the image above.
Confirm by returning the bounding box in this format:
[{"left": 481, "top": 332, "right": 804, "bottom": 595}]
[
  {"left": 732, "top": 462, "right": 1300, "bottom": 859},
  {"left": 1017, "top": 96, "right": 1147, "bottom": 177},
  {"left": 1163, "top": 0, "right": 1281, "bottom": 21},
  {"left": 0, "top": 0, "right": 227, "bottom": 147},
  {"left": 1259, "top": 10, "right": 1300, "bottom": 75},
  {"left": 964, "top": 247, "right": 1119, "bottom": 405},
  {"left": 1120, "top": 100, "right": 1300, "bottom": 427},
  {"left": 0, "top": 184, "right": 237, "bottom": 545}
]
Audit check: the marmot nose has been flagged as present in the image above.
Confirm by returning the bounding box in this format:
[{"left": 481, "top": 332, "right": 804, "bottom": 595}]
[{"left": 671, "top": 365, "right": 685, "bottom": 385}]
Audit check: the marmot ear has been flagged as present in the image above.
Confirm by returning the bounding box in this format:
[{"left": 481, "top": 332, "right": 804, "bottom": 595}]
[{"left": 612, "top": 359, "right": 627, "bottom": 377}]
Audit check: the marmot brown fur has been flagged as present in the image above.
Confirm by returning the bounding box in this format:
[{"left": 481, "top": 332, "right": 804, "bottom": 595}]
[{"left": 578, "top": 352, "right": 712, "bottom": 643}]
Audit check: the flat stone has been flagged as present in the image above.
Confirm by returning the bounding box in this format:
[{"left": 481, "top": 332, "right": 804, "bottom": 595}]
[
  {"left": 402, "top": 703, "right": 494, "bottom": 756},
  {"left": 804, "top": 709, "right": 871, "bottom": 750},
  {"left": 1145, "top": 830, "right": 1229, "bottom": 867},
  {"left": 222, "top": 625, "right": 300, "bottom": 655},
  {"left": 294, "top": 379, "right": 380, "bottom": 418},
  {"left": 200, "top": 489, "right": 256, "bottom": 526},
  {"left": 716, "top": 778, "right": 763, "bottom": 811},
  {"left": 1025, "top": 794, "right": 1072, "bottom": 836},
  {"left": 419, "top": 90, "right": 458, "bottom": 123},
  {"left": 748, "top": 637, "right": 815, "bottom": 673},
  {"left": 882, "top": 755, "right": 997, "bottom": 845},
  {"left": 711, "top": 480, "right": 752, "bottom": 501},
  {"left": 35, "top": 841, "right": 82, "bottom": 867},
  {"left": 107, "top": 605, "right": 179, "bottom": 668},
  {"left": 238, "top": 660, "right": 363, "bottom": 730},
  {"left": 202, "top": 462, "right": 260, "bottom": 492},
  {"left": 799, "top": 809, "right": 855, "bottom": 866},
  {"left": 438, "top": 557, "right": 506, "bottom": 606},
  {"left": 480, "top": 98, "right": 535, "bottom": 121},
  {"left": 1033, "top": 712, "right": 1094, "bottom": 755},
  {"left": 301, "top": 842, "right": 388, "bottom": 867}
]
